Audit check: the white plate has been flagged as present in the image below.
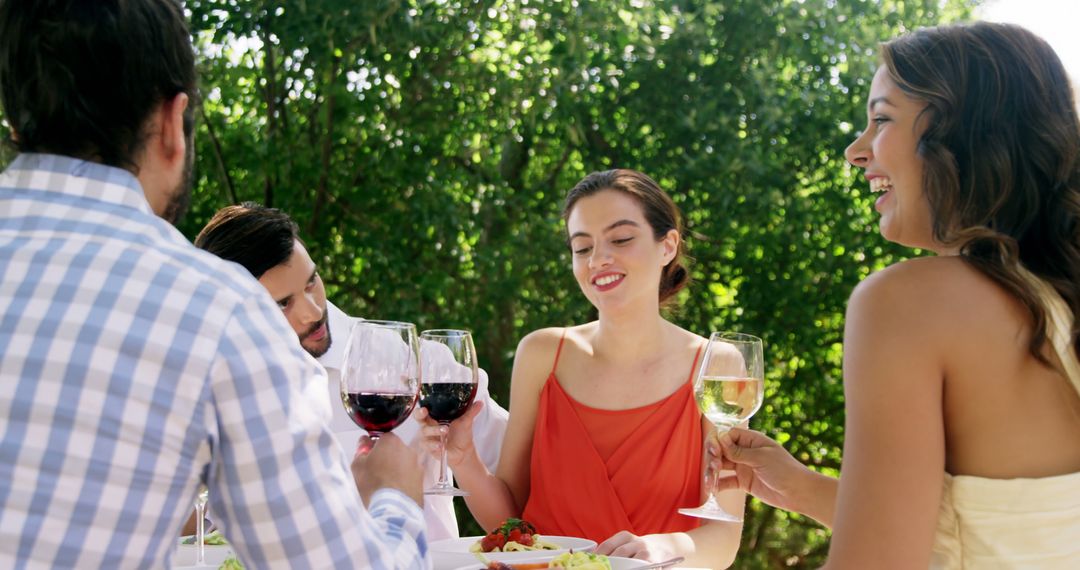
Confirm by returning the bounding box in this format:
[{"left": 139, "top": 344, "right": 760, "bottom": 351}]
[
  {"left": 430, "top": 535, "right": 596, "bottom": 570},
  {"left": 450, "top": 555, "right": 650, "bottom": 570}
]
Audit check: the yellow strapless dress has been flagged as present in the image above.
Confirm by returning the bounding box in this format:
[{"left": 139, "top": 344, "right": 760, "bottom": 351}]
[
  {"left": 931, "top": 269, "right": 1080, "bottom": 569},
  {"left": 931, "top": 471, "right": 1080, "bottom": 568}
]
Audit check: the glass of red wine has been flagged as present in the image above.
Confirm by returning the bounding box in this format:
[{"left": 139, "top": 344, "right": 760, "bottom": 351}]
[
  {"left": 418, "top": 329, "right": 479, "bottom": 497},
  {"left": 340, "top": 320, "right": 420, "bottom": 444}
]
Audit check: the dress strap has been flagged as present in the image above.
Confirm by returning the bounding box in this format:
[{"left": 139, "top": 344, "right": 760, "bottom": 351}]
[
  {"left": 686, "top": 341, "right": 706, "bottom": 383},
  {"left": 550, "top": 329, "right": 568, "bottom": 377}
]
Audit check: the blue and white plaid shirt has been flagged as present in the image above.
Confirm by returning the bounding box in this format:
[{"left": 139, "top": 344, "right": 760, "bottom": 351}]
[{"left": 0, "top": 154, "right": 429, "bottom": 568}]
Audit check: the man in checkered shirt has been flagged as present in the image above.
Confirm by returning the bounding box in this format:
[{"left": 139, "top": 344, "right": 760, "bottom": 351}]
[{"left": 0, "top": 1, "right": 429, "bottom": 567}]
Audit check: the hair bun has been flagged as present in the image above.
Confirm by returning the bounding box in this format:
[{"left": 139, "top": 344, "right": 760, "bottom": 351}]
[{"left": 660, "top": 262, "right": 690, "bottom": 304}]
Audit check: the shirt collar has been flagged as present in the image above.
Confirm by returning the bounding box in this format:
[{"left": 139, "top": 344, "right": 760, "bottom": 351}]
[
  {"left": 318, "top": 301, "right": 356, "bottom": 373},
  {"left": 2, "top": 153, "right": 154, "bottom": 215}
]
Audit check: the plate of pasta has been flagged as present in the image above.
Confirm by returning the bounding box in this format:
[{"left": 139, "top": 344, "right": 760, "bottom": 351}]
[
  {"left": 431, "top": 518, "right": 596, "bottom": 569},
  {"left": 452, "top": 551, "right": 651, "bottom": 570}
]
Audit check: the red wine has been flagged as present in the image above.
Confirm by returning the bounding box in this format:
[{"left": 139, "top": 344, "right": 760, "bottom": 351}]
[
  {"left": 419, "top": 382, "right": 477, "bottom": 423},
  {"left": 343, "top": 391, "right": 416, "bottom": 435}
]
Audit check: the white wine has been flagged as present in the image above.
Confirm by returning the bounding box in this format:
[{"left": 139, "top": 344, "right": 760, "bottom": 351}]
[{"left": 698, "top": 376, "right": 764, "bottom": 427}]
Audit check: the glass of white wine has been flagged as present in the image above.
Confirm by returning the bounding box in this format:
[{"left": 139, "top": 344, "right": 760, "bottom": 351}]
[{"left": 679, "top": 331, "right": 764, "bottom": 522}]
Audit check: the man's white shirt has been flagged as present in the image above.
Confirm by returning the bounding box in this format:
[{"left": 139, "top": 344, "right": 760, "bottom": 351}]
[{"left": 316, "top": 302, "right": 508, "bottom": 540}]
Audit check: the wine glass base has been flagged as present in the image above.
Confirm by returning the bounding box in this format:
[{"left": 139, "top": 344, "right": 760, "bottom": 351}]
[
  {"left": 678, "top": 506, "right": 742, "bottom": 522},
  {"left": 424, "top": 487, "right": 470, "bottom": 497}
]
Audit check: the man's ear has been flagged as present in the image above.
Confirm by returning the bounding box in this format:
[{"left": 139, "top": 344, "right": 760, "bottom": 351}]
[
  {"left": 136, "top": 93, "right": 190, "bottom": 218},
  {"left": 159, "top": 92, "right": 189, "bottom": 165}
]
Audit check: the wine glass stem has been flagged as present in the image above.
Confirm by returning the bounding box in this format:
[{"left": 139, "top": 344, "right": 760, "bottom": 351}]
[
  {"left": 195, "top": 500, "right": 206, "bottom": 565},
  {"left": 357, "top": 434, "right": 379, "bottom": 457},
  {"left": 707, "top": 424, "right": 734, "bottom": 504},
  {"left": 437, "top": 423, "right": 451, "bottom": 487}
]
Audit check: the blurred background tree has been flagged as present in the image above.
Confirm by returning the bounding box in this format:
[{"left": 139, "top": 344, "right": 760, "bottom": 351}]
[{"left": 0, "top": 0, "right": 974, "bottom": 566}]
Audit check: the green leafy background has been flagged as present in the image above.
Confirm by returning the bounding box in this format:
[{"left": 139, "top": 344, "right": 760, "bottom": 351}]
[{"left": 1, "top": 1, "right": 976, "bottom": 566}]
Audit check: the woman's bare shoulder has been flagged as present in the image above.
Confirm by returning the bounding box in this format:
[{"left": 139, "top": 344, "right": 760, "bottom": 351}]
[
  {"left": 661, "top": 319, "right": 704, "bottom": 343},
  {"left": 514, "top": 327, "right": 563, "bottom": 365},
  {"left": 848, "top": 256, "right": 1029, "bottom": 357},
  {"left": 853, "top": 256, "right": 1013, "bottom": 316},
  {"left": 660, "top": 322, "right": 713, "bottom": 374},
  {"left": 513, "top": 325, "right": 589, "bottom": 381},
  {"left": 859, "top": 254, "right": 967, "bottom": 288},
  {"left": 518, "top": 326, "right": 565, "bottom": 347}
]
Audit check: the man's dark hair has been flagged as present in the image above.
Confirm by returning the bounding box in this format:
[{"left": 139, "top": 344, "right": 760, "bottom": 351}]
[
  {"left": 195, "top": 203, "right": 301, "bottom": 279},
  {"left": 0, "top": 0, "right": 198, "bottom": 171}
]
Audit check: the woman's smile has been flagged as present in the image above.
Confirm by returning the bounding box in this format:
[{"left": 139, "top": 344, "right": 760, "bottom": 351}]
[{"left": 592, "top": 272, "right": 626, "bottom": 291}]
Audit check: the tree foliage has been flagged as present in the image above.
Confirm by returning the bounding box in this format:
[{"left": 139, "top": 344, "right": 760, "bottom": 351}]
[{"left": 1, "top": 0, "right": 974, "bottom": 566}]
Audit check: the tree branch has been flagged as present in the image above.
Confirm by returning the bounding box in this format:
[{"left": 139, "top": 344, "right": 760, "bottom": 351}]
[
  {"left": 536, "top": 144, "right": 574, "bottom": 194},
  {"left": 310, "top": 50, "right": 340, "bottom": 234},
  {"left": 750, "top": 503, "right": 776, "bottom": 550},
  {"left": 199, "top": 105, "right": 237, "bottom": 204},
  {"left": 261, "top": 22, "right": 278, "bottom": 207}
]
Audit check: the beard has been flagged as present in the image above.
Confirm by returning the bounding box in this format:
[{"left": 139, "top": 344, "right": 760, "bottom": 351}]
[
  {"left": 162, "top": 123, "right": 195, "bottom": 225},
  {"left": 300, "top": 311, "right": 332, "bottom": 358}
]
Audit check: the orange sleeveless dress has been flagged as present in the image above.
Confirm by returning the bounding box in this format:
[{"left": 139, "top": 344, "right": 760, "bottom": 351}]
[{"left": 520, "top": 333, "right": 705, "bottom": 543}]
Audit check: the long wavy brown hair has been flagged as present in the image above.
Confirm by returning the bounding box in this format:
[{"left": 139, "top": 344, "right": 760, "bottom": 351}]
[{"left": 881, "top": 22, "right": 1080, "bottom": 363}]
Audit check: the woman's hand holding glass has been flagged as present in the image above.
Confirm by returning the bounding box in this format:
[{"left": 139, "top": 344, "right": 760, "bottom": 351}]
[
  {"left": 415, "top": 400, "right": 485, "bottom": 467},
  {"left": 679, "top": 332, "right": 765, "bottom": 522},
  {"left": 709, "top": 427, "right": 839, "bottom": 528},
  {"left": 417, "top": 329, "right": 480, "bottom": 496},
  {"left": 711, "top": 428, "right": 807, "bottom": 510}
]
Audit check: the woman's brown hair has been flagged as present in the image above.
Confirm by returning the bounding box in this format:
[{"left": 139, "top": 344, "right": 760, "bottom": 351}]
[
  {"left": 563, "top": 169, "right": 691, "bottom": 305},
  {"left": 882, "top": 22, "right": 1080, "bottom": 362}
]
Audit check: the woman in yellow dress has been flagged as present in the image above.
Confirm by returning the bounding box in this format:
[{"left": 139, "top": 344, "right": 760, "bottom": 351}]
[{"left": 716, "top": 21, "right": 1080, "bottom": 569}]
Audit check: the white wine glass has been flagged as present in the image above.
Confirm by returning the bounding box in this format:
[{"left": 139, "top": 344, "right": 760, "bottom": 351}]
[
  {"left": 679, "top": 331, "right": 765, "bottom": 522},
  {"left": 340, "top": 320, "right": 421, "bottom": 443},
  {"left": 418, "top": 329, "right": 479, "bottom": 497}
]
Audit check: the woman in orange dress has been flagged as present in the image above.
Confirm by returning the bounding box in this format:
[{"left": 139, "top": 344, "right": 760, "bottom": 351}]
[{"left": 419, "top": 169, "right": 745, "bottom": 566}]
